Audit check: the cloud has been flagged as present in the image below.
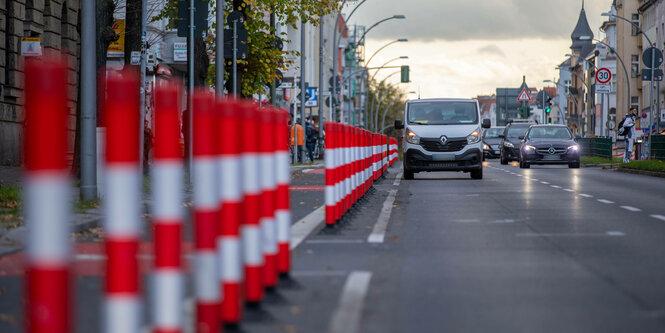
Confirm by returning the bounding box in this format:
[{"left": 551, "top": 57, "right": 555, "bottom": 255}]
[
  {"left": 349, "top": 0, "right": 608, "bottom": 42},
  {"left": 478, "top": 44, "right": 506, "bottom": 58}
]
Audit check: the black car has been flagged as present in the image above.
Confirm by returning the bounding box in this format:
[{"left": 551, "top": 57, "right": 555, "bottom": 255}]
[
  {"left": 518, "top": 125, "right": 580, "bottom": 169},
  {"left": 499, "top": 123, "right": 531, "bottom": 164},
  {"left": 482, "top": 127, "right": 504, "bottom": 159}
]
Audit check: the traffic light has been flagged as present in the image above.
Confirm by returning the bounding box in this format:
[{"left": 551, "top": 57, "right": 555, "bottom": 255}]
[
  {"left": 546, "top": 97, "right": 552, "bottom": 113},
  {"left": 548, "top": 117, "right": 552, "bottom": 125},
  {"left": 401, "top": 65, "right": 410, "bottom": 83},
  {"left": 519, "top": 105, "right": 531, "bottom": 118}
]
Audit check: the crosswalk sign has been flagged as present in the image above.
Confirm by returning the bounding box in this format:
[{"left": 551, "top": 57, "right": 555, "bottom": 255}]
[{"left": 517, "top": 88, "right": 531, "bottom": 102}]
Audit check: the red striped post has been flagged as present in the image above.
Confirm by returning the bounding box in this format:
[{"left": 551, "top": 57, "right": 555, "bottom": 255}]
[
  {"left": 103, "top": 72, "right": 142, "bottom": 333},
  {"left": 259, "top": 109, "right": 278, "bottom": 289},
  {"left": 343, "top": 125, "right": 351, "bottom": 214},
  {"left": 383, "top": 135, "right": 389, "bottom": 174},
  {"left": 325, "top": 122, "right": 336, "bottom": 226},
  {"left": 333, "top": 123, "right": 342, "bottom": 222},
  {"left": 216, "top": 99, "right": 243, "bottom": 324},
  {"left": 24, "top": 56, "right": 72, "bottom": 333},
  {"left": 240, "top": 102, "right": 264, "bottom": 304},
  {"left": 275, "top": 110, "right": 292, "bottom": 275},
  {"left": 373, "top": 134, "right": 379, "bottom": 181},
  {"left": 193, "top": 91, "right": 220, "bottom": 333},
  {"left": 352, "top": 127, "right": 359, "bottom": 205},
  {"left": 152, "top": 83, "right": 184, "bottom": 333}
]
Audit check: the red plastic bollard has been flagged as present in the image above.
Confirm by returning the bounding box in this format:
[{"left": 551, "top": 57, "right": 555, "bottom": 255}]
[
  {"left": 333, "top": 123, "right": 342, "bottom": 222},
  {"left": 193, "top": 91, "right": 221, "bottom": 333},
  {"left": 24, "top": 56, "right": 72, "bottom": 333},
  {"left": 258, "top": 109, "right": 278, "bottom": 289},
  {"left": 217, "top": 98, "right": 244, "bottom": 324},
  {"left": 325, "top": 122, "right": 336, "bottom": 226},
  {"left": 275, "top": 110, "right": 292, "bottom": 274},
  {"left": 104, "top": 71, "right": 142, "bottom": 333},
  {"left": 152, "top": 82, "right": 185, "bottom": 333},
  {"left": 240, "top": 102, "right": 264, "bottom": 304}
]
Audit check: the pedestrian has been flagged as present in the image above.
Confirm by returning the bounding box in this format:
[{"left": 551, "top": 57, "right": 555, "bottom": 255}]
[
  {"left": 290, "top": 115, "right": 304, "bottom": 163},
  {"left": 622, "top": 107, "right": 638, "bottom": 163},
  {"left": 305, "top": 117, "right": 317, "bottom": 164}
]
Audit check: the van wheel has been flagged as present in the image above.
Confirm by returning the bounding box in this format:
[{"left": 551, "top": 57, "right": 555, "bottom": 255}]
[
  {"left": 470, "top": 168, "right": 483, "bottom": 179},
  {"left": 404, "top": 169, "right": 414, "bottom": 180}
]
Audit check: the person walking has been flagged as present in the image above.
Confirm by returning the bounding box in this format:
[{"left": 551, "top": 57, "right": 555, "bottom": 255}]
[
  {"left": 305, "top": 118, "right": 317, "bottom": 164},
  {"left": 622, "top": 107, "right": 638, "bottom": 163},
  {"left": 290, "top": 115, "right": 304, "bottom": 163}
]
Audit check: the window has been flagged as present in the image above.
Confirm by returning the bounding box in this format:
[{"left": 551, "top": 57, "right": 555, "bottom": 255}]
[
  {"left": 631, "top": 55, "right": 640, "bottom": 78},
  {"left": 631, "top": 96, "right": 639, "bottom": 107},
  {"left": 407, "top": 101, "right": 478, "bottom": 125},
  {"left": 632, "top": 14, "right": 640, "bottom": 36}
]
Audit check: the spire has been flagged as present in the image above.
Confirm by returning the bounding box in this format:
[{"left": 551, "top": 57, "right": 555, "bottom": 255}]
[
  {"left": 582, "top": 0, "right": 584, "bottom": 10},
  {"left": 571, "top": 1, "right": 594, "bottom": 54}
]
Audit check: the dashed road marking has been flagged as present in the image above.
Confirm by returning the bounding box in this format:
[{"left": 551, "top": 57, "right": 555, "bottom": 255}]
[
  {"left": 540, "top": 181, "right": 550, "bottom": 185},
  {"left": 329, "top": 271, "right": 373, "bottom": 333},
  {"left": 563, "top": 189, "right": 574, "bottom": 192},
  {"left": 306, "top": 239, "right": 364, "bottom": 244},
  {"left": 516, "top": 231, "right": 625, "bottom": 237},
  {"left": 551, "top": 185, "right": 562, "bottom": 189},
  {"left": 291, "top": 207, "right": 326, "bottom": 250},
  {"left": 597, "top": 199, "right": 615, "bottom": 204},
  {"left": 368, "top": 173, "right": 402, "bottom": 243},
  {"left": 578, "top": 194, "right": 593, "bottom": 198},
  {"left": 620, "top": 206, "right": 641, "bottom": 212},
  {"left": 651, "top": 214, "right": 665, "bottom": 221}
]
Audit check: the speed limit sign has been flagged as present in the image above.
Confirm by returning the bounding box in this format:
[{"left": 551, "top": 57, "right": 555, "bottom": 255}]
[{"left": 596, "top": 67, "right": 612, "bottom": 84}]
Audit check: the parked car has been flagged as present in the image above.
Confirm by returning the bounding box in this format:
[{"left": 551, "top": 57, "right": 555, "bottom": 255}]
[
  {"left": 483, "top": 126, "right": 505, "bottom": 159},
  {"left": 500, "top": 123, "right": 532, "bottom": 164},
  {"left": 519, "top": 125, "right": 580, "bottom": 168},
  {"left": 395, "top": 98, "right": 491, "bottom": 180}
]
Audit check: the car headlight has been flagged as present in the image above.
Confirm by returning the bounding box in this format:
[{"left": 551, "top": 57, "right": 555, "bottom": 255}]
[
  {"left": 405, "top": 129, "right": 420, "bottom": 145},
  {"left": 483, "top": 143, "right": 490, "bottom": 150},
  {"left": 568, "top": 145, "right": 579, "bottom": 152},
  {"left": 523, "top": 145, "right": 536, "bottom": 152},
  {"left": 467, "top": 128, "right": 481, "bottom": 144},
  {"left": 503, "top": 141, "right": 514, "bottom": 148}
]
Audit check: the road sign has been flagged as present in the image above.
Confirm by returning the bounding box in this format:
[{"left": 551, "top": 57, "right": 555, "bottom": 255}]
[
  {"left": 595, "top": 84, "right": 611, "bottom": 94},
  {"left": 642, "top": 112, "right": 648, "bottom": 119},
  {"left": 643, "top": 47, "right": 664, "bottom": 68},
  {"left": 517, "top": 88, "right": 531, "bottom": 102},
  {"left": 176, "top": 0, "right": 208, "bottom": 38},
  {"left": 21, "top": 37, "right": 41, "bottom": 56},
  {"left": 173, "top": 42, "right": 187, "bottom": 62},
  {"left": 130, "top": 51, "right": 141, "bottom": 65},
  {"left": 305, "top": 87, "right": 318, "bottom": 107},
  {"left": 606, "top": 119, "right": 616, "bottom": 130},
  {"left": 641, "top": 68, "right": 664, "bottom": 81},
  {"left": 595, "top": 67, "right": 612, "bottom": 84}
]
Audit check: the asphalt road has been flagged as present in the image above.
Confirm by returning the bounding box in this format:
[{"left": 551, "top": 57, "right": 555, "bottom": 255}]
[{"left": 3, "top": 162, "right": 665, "bottom": 332}]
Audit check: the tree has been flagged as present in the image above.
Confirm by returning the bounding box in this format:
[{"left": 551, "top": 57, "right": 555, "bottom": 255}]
[{"left": 153, "top": 0, "right": 340, "bottom": 97}]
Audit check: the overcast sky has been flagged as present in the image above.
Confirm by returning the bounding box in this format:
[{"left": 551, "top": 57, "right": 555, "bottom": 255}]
[{"left": 348, "top": 0, "right": 610, "bottom": 98}]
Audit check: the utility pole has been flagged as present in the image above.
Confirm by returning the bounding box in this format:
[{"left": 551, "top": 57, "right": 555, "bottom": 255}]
[
  {"left": 318, "top": 14, "right": 325, "bottom": 152},
  {"left": 648, "top": 46, "right": 655, "bottom": 159},
  {"left": 139, "top": 0, "right": 147, "bottom": 176},
  {"left": 270, "top": 10, "right": 277, "bottom": 104},
  {"left": 216, "top": 0, "right": 225, "bottom": 95},
  {"left": 299, "top": 16, "right": 306, "bottom": 163},
  {"left": 187, "top": 0, "right": 195, "bottom": 180},
  {"left": 80, "top": 0, "right": 97, "bottom": 200}
]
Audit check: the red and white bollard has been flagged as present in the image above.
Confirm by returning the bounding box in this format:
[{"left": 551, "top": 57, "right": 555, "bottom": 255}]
[
  {"left": 152, "top": 83, "right": 184, "bottom": 333},
  {"left": 259, "top": 109, "right": 278, "bottom": 289},
  {"left": 325, "top": 122, "right": 336, "bottom": 226},
  {"left": 240, "top": 103, "right": 264, "bottom": 304},
  {"left": 24, "top": 56, "right": 72, "bottom": 333},
  {"left": 217, "top": 99, "right": 243, "bottom": 324},
  {"left": 103, "top": 72, "right": 142, "bottom": 333},
  {"left": 275, "top": 110, "right": 292, "bottom": 274},
  {"left": 192, "top": 91, "right": 220, "bottom": 333}
]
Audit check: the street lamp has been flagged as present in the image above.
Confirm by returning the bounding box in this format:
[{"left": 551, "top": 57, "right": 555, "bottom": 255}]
[
  {"left": 370, "top": 56, "right": 408, "bottom": 82},
  {"left": 372, "top": 71, "right": 401, "bottom": 132},
  {"left": 603, "top": 12, "right": 656, "bottom": 159},
  {"left": 366, "top": 39, "right": 408, "bottom": 66},
  {"left": 357, "top": 15, "right": 407, "bottom": 46}
]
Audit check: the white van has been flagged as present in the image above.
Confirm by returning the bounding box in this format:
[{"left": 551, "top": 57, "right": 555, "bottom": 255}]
[{"left": 395, "top": 98, "right": 491, "bottom": 180}]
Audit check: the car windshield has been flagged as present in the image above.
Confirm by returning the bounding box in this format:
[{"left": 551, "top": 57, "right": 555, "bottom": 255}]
[
  {"left": 528, "top": 127, "right": 573, "bottom": 139},
  {"left": 483, "top": 128, "right": 503, "bottom": 138},
  {"left": 506, "top": 126, "right": 529, "bottom": 138},
  {"left": 407, "top": 101, "right": 478, "bottom": 125}
]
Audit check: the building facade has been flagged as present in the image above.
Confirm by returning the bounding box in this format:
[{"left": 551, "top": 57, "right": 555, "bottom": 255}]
[
  {"left": 616, "top": 0, "right": 643, "bottom": 129},
  {"left": 0, "top": 0, "right": 81, "bottom": 165},
  {"left": 639, "top": 0, "right": 665, "bottom": 134}
]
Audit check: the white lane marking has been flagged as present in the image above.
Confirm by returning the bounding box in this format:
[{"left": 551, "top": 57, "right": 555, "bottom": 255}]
[
  {"left": 551, "top": 185, "right": 562, "bottom": 189},
  {"left": 489, "top": 219, "right": 515, "bottom": 224},
  {"left": 621, "top": 206, "right": 642, "bottom": 212},
  {"left": 563, "top": 189, "right": 574, "bottom": 192},
  {"left": 329, "top": 271, "right": 373, "bottom": 333},
  {"left": 367, "top": 173, "right": 402, "bottom": 243},
  {"left": 454, "top": 219, "right": 481, "bottom": 223},
  {"left": 291, "top": 206, "right": 326, "bottom": 250},
  {"left": 516, "top": 231, "right": 625, "bottom": 237},
  {"left": 516, "top": 174, "right": 523, "bottom": 177},
  {"left": 540, "top": 181, "right": 550, "bottom": 185},
  {"left": 306, "top": 239, "right": 364, "bottom": 244},
  {"left": 597, "top": 199, "right": 615, "bottom": 204},
  {"left": 532, "top": 179, "right": 539, "bottom": 182},
  {"left": 578, "top": 194, "right": 593, "bottom": 198},
  {"left": 651, "top": 214, "right": 665, "bottom": 221},
  {"left": 291, "top": 270, "right": 349, "bottom": 277}
]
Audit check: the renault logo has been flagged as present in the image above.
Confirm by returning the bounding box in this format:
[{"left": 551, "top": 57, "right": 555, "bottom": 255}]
[
  {"left": 548, "top": 147, "right": 556, "bottom": 154},
  {"left": 440, "top": 136, "right": 448, "bottom": 145}
]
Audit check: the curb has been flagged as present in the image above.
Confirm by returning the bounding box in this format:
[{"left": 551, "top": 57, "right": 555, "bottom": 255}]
[{"left": 616, "top": 167, "right": 665, "bottom": 178}]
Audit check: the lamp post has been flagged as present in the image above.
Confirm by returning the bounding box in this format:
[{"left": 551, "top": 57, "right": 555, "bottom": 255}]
[
  {"left": 380, "top": 91, "right": 416, "bottom": 133},
  {"left": 357, "top": 15, "right": 406, "bottom": 46},
  {"left": 366, "top": 39, "right": 408, "bottom": 66},
  {"left": 544, "top": 79, "right": 568, "bottom": 125},
  {"left": 603, "top": 12, "right": 656, "bottom": 159},
  {"left": 370, "top": 56, "right": 408, "bottom": 82}
]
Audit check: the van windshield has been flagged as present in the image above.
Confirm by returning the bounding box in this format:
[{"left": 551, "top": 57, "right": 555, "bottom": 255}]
[{"left": 407, "top": 101, "right": 478, "bottom": 125}]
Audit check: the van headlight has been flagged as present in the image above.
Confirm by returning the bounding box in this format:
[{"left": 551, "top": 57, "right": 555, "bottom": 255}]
[
  {"left": 467, "top": 128, "right": 481, "bottom": 144},
  {"left": 405, "top": 129, "right": 420, "bottom": 145}
]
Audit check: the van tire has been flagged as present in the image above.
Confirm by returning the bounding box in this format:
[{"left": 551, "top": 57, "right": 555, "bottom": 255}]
[{"left": 470, "top": 168, "right": 483, "bottom": 179}]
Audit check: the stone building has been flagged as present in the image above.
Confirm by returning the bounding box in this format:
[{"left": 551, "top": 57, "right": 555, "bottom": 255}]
[{"left": 0, "top": 0, "right": 81, "bottom": 166}]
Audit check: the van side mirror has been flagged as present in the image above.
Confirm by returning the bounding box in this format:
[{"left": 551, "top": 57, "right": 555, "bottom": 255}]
[
  {"left": 482, "top": 119, "right": 491, "bottom": 129},
  {"left": 394, "top": 119, "right": 404, "bottom": 130}
]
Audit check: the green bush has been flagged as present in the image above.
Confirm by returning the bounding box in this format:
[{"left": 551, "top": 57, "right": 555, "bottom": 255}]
[
  {"left": 621, "top": 160, "right": 665, "bottom": 172},
  {"left": 581, "top": 157, "right": 622, "bottom": 165}
]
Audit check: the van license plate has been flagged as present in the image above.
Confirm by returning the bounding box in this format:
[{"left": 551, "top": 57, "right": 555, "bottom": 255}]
[{"left": 432, "top": 154, "right": 454, "bottom": 161}]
